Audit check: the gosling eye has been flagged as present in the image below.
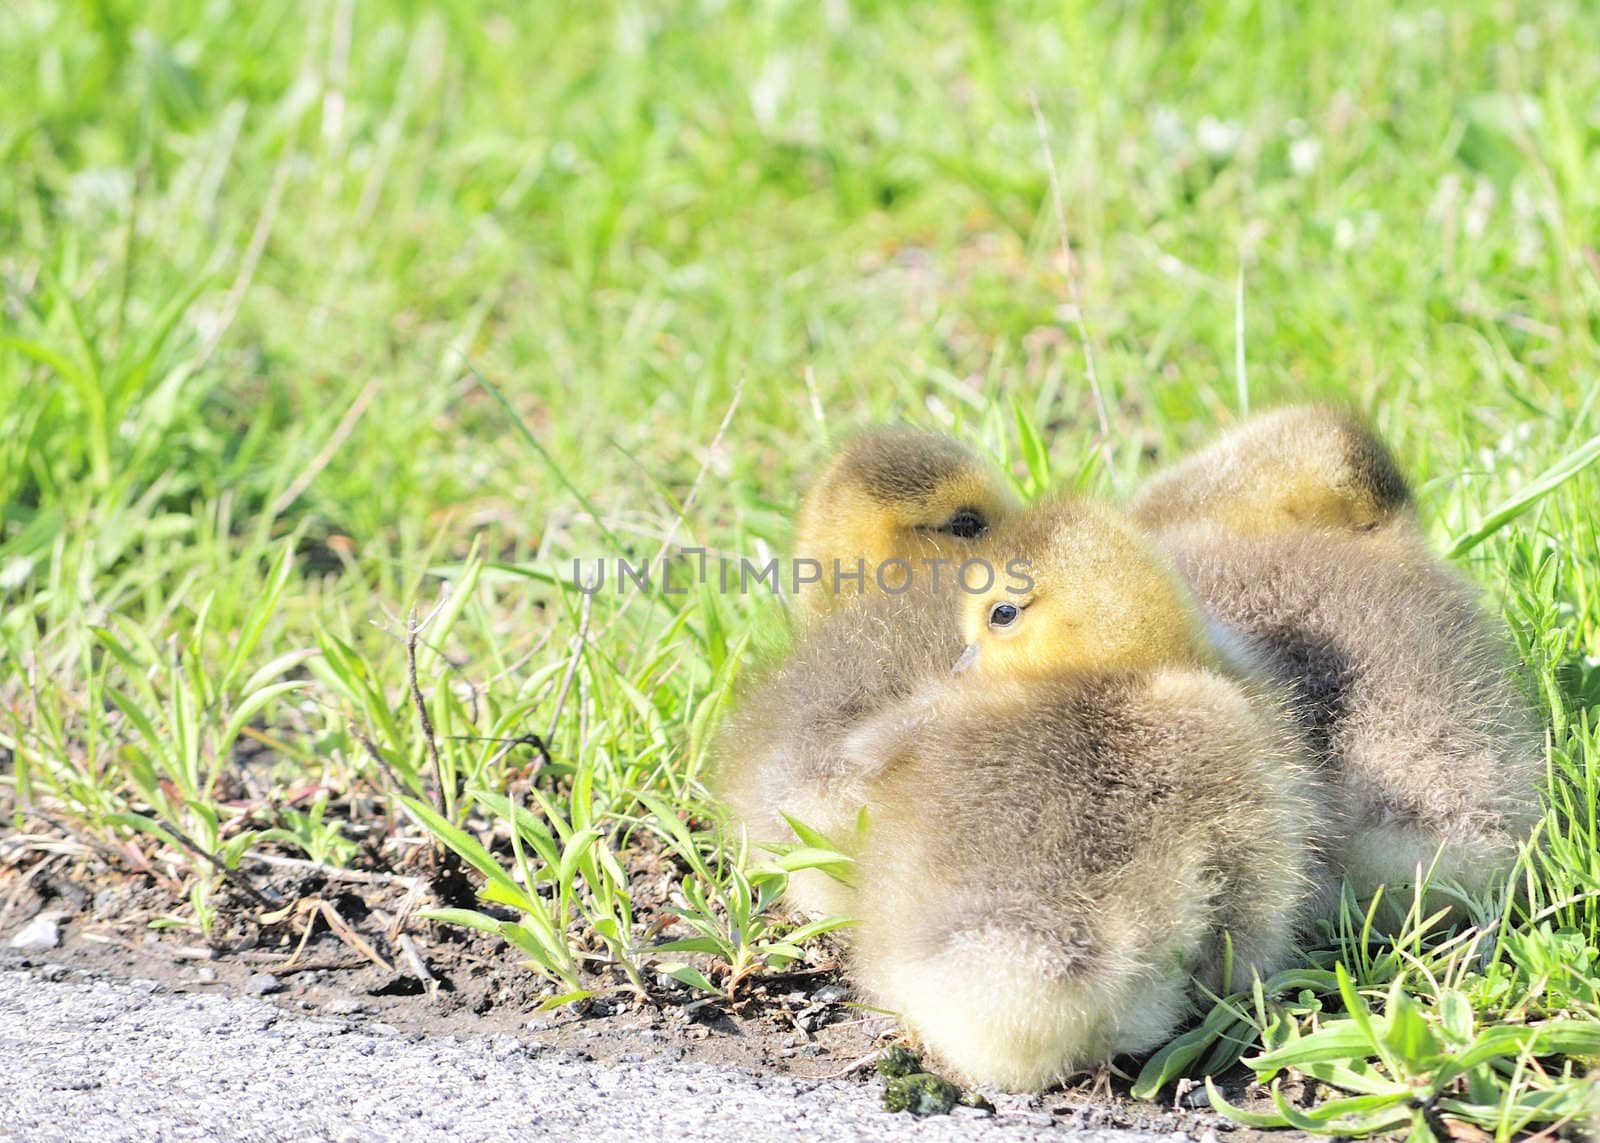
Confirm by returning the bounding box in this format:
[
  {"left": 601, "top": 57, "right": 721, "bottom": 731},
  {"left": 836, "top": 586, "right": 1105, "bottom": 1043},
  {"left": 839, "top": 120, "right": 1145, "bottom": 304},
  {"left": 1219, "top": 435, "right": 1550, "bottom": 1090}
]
[
  {"left": 939, "top": 509, "right": 986, "bottom": 539},
  {"left": 987, "top": 601, "right": 1020, "bottom": 629}
]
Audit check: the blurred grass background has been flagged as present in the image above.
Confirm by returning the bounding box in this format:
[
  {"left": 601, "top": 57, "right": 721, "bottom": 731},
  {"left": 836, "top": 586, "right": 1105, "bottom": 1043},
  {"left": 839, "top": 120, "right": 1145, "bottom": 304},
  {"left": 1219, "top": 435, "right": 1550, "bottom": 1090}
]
[{"left": 3, "top": 0, "right": 1599, "bottom": 1133}]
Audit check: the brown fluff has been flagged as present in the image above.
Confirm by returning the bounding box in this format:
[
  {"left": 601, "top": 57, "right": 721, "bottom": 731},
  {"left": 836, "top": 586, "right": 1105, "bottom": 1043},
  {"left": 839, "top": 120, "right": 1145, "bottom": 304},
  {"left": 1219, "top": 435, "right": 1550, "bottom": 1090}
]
[
  {"left": 844, "top": 500, "right": 1320, "bottom": 1090},
  {"left": 1134, "top": 404, "right": 1414, "bottom": 538},
  {"left": 793, "top": 427, "right": 1018, "bottom": 615},
  {"left": 713, "top": 588, "right": 967, "bottom": 916},
  {"left": 1133, "top": 407, "right": 1543, "bottom": 911},
  {"left": 716, "top": 427, "right": 1013, "bottom": 911}
]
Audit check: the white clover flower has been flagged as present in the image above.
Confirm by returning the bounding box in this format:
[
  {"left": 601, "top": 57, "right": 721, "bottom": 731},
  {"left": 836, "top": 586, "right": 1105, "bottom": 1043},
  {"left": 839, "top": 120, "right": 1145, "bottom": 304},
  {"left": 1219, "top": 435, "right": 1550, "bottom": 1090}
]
[
  {"left": 1290, "top": 136, "right": 1322, "bottom": 175},
  {"left": 1151, "top": 106, "right": 1188, "bottom": 153},
  {"left": 1196, "top": 115, "right": 1242, "bottom": 158}
]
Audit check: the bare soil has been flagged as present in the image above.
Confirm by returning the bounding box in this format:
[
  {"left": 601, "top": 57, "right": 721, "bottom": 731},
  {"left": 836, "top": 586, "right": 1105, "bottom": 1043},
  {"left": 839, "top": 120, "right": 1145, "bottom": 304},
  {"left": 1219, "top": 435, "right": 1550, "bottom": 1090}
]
[{"left": 0, "top": 829, "right": 1307, "bottom": 1139}]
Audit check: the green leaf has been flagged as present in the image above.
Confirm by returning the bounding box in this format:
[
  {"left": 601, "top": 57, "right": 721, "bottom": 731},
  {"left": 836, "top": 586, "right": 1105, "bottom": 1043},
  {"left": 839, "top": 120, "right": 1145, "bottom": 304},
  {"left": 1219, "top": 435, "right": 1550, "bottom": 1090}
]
[
  {"left": 1267, "top": 1083, "right": 1414, "bottom": 1134},
  {"left": 418, "top": 906, "right": 507, "bottom": 935},
  {"left": 1251, "top": 1020, "right": 1385, "bottom": 1071},
  {"left": 1381, "top": 990, "right": 1442, "bottom": 1069},
  {"left": 107, "top": 811, "right": 174, "bottom": 843},
  {"left": 537, "top": 990, "right": 599, "bottom": 1011},
  {"left": 1010, "top": 394, "right": 1052, "bottom": 491},
  {"left": 771, "top": 846, "right": 855, "bottom": 875},
  {"left": 649, "top": 937, "right": 727, "bottom": 956},
  {"left": 1132, "top": 1001, "right": 1244, "bottom": 1099},
  {"left": 473, "top": 791, "right": 563, "bottom": 869},
  {"left": 1448, "top": 432, "right": 1600, "bottom": 557},
  {"left": 1297, "top": 1058, "right": 1408, "bottom": 1098},
  {"left": 1204, "top": 1078, "right": 1290, "bottom": 1128},
  {"left": 779, "top": 813, "right": 841, "bottom": 852},
  {"left": 400, "top": 795, "right": 535, "bottom": 912},
  {"left": 219, "top": 542, "right": 294, "bottom": 690},
  {"left": 656, "top": 962, "right": 720, "bottom": 995},
  {"left": 411, "top": 553, "right": 483, "bottom": 680},
  {"left": 783, "top": 915, "right": 856, "bottom": 943},
  {"left": 221, "top": 680, "right": 311, "bottom": 750},
  {"left": 218, "top": 831, "right": 259, "bottom": 867},
  {"left": 0, "top": 335, "right": 88, "bottom": 390},
  {"left": 1439, "top": 989, "right": 1474, "bottom": 1044},
  {"left": 636, "top": 791, "right": 709, "bottom": 878},
  {"left": 557, "top": 827, "right": 602, "bottom": 889},
  {"left": 1333, "top": 962, "right": 1391, "bottom": 1069}
]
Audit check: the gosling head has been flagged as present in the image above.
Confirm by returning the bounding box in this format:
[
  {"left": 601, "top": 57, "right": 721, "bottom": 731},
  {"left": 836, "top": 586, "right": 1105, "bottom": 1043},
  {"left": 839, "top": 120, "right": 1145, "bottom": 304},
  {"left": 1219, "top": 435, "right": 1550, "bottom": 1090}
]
[
  {"left": 796, "top": 428, "right": 1017, "bottom": 607},
  {"left": 1133, "top": 405, "right": 1413, "bottom": 537},
  {"left": 954, "top": 499, "right": 1215, "bottom": 680}
]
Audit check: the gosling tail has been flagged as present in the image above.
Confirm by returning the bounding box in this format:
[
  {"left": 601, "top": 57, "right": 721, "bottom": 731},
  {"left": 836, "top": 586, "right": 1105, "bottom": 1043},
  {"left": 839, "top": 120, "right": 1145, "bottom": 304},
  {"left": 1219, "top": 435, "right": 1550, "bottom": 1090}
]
[{"left": 855, "top": 891, "right": 1211, "bottom": 1091}]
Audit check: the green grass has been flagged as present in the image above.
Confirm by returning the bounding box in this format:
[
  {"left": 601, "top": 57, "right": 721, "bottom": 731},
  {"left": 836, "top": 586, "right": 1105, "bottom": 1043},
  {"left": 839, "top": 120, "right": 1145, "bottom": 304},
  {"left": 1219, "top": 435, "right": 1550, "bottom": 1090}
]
[{"left": 3, "top": 0, "right": 1599, "bottom": 1134}]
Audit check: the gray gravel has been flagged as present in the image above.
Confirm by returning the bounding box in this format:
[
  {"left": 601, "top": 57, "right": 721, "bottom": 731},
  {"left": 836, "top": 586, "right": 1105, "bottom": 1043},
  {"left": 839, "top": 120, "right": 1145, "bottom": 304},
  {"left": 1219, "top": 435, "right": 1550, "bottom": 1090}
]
[{"left": 1, "top": 966, "right": 1194, "bottom": 1142}]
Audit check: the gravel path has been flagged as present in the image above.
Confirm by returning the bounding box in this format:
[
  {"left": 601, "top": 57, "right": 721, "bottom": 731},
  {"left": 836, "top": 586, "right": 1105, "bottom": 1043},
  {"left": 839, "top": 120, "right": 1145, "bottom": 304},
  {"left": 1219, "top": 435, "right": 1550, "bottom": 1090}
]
[{"left": 1, "top": 965, "right": 1196, "bottom": 1142}]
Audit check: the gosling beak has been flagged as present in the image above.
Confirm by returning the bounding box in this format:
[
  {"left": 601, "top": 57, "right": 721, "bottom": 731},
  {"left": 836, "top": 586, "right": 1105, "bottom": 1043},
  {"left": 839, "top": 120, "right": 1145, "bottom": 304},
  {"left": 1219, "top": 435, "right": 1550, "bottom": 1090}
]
[{"left": 953, "top": 644, "right": 980, "bottom": 674}]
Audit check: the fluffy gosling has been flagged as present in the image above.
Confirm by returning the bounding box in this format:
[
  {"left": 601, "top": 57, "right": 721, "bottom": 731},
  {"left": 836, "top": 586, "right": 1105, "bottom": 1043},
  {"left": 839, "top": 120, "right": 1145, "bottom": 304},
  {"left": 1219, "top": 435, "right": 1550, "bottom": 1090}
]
[
  {"left": 1132, "top": 406, "right": 1543, "bottom": 911},
  {"left": 794, "top": 427, "right": 1018, "bottom": 614},
  {"left": 844, "top": 500, "right": 1320, "bottom": 1090}
]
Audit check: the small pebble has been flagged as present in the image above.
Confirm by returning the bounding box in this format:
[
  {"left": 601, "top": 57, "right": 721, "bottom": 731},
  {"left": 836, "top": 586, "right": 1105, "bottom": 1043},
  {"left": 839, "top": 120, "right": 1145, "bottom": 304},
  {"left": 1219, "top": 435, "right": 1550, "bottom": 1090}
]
[
  {"left": 8, "top": 915, "right": 61, "bottom": 952},
  {"left": 615, "top": 1052, "right": 643, "bottom": 1063},
  {"left": 243, "top": 973, "right": 284, "bottom": 996},
  {"left": 813, "top": 984, "right": 848, "bottom": 1004},
  {"left": 194, "top": 968, "right": 219, "bottom": 984}
]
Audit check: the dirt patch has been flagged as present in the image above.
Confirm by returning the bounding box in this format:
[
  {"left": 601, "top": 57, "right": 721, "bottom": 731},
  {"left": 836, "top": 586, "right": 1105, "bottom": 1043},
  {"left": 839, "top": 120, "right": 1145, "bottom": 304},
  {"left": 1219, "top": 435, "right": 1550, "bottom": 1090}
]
[
  {"left": 0, "top": 842, "right": 879, "bottom": 1072},
  {"left": 0, "top": 834, "right": 1303, "bottom": 1138}
]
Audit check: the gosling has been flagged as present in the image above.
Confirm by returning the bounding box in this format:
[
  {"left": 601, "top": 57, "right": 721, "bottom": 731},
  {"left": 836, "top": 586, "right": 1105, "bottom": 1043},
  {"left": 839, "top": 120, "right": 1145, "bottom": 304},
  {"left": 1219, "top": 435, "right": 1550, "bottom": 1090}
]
[
  {"left": 713, "top": 589, "right": 966, "bottom": 916},
  {"left": 715, "top": 426, "right": 1017, "bottom": 912},
  {"left": 1132, "top": 406, "right": 1544, "bottom": 913},
  {"left": 794, "top": 427, "right": 1018, "bottom": 614},
  {"left": 845, "top": 500, "right": 1321, "bottom": 1091}
]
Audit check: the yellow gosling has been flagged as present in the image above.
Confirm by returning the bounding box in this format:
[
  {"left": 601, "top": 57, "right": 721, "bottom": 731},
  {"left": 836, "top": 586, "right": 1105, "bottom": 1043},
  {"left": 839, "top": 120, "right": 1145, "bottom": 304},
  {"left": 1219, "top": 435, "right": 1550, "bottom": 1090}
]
[
  {"left": 794, "top": 427, "right": 1018, "bottom": 614},
  {"left": 844, "top": 500, "right": 1321, "bottom": 1090},
  {"left": 1133, "top": 407, "right": 1543, "bottom": 911}
]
